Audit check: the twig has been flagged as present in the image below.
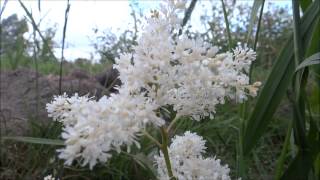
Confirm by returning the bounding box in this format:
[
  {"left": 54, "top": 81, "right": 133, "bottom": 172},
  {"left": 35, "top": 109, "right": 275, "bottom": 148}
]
[
  {"left": 59, "top": 0, "right": 71, "bottom": 94},
  {"left": 167, "top": 115, "right": 181, "bottom": 132},
  {"left": 142, "top": 129, "right": 162, "bottom": 148}
]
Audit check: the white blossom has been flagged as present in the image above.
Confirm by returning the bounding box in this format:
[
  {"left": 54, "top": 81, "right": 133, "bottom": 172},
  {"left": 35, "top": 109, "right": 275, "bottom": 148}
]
[
  {"left": 46, "top": 93, "right": 92, "bottom": 126},
  {"left": 155, "top": 131, "right": 231, "bottom": 180},
  {"left": 44, "top": 175, "right": 57, "bottom": 180},
  {"left": 46, "top": 0, "right": 260, "bottom": 171},
  {"left": 114, "top": 1, "right": 259, "bottom": 121},
  {"left": 48, "top": 89, "right": 164, "bottom": 169}
]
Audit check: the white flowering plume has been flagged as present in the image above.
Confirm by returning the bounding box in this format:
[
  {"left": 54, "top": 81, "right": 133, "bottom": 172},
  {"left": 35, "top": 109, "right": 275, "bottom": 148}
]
[
  {"left": 46, "top": 0, "right": 260, "bottom": 171},
  {"left": 47, "top": 89, "right": 162, "bottom": 169},
  {"left": 115, "top": 0, "right": 259, "bottom": 120},
  {"left": 155, "top": 131, "right": 231, "bottom": 180}
]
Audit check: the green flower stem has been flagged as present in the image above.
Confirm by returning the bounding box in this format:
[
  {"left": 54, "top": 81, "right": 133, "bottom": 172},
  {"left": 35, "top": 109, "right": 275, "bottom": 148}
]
[
  {"left": 160, "top": 127, "right": 176, "bottom": 180},
  {"left": 142, "top": 129, "right": 162, "bottom": 148},
  {"left": 167, "top": 115, "right": 181, "bottom": 133}
]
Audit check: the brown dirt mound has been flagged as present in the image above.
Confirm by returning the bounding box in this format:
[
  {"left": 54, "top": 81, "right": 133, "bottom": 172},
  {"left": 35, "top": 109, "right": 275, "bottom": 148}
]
[{"left": 0, "top": 68, "right": 106, "bottom": 136}]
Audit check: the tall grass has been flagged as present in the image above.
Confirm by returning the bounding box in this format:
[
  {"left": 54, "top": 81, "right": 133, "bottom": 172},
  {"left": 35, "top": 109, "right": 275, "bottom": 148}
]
[{"left": 242, "top": 0, "right": 320, "bottom": 179}]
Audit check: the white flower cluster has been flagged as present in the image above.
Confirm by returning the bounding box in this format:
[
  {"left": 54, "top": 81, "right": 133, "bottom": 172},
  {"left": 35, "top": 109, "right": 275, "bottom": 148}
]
[
  {"left": 46, "top": 0, "right": 260, "bottom": 171},
  {"left": 114, "top": 0, "right": 259, "bottom": 120},
  {"left": 47, "top": 89, "right": 163, "bottom": 169},
  {"left": 155, "top": 131, "right": 231, "bottom": 180},
  {"left": 46, "top": 93, "right": 91, "bottom": 126}
]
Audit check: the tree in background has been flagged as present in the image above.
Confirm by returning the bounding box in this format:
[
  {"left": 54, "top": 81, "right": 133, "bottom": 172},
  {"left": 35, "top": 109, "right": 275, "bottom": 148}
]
[
  {"left": 91, "top": 3, "right": 140, "bottom": 64},
  {"left": 185, "top": 2, "right": 292, "bottom": 68},
  {"left": 0, "top": 14, "right": 29, "bottom": 69},
  {"left": 38, "top": 25, "right": 57, "bottom": 62},
  {"left": 1, "top": 13, "right": 58, "bottom": 70}
]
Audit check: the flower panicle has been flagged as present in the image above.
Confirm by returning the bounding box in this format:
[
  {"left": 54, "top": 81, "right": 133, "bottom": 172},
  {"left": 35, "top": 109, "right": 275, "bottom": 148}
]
[{"left": 46, "top": 0, "right": 259, "bottom": 173}]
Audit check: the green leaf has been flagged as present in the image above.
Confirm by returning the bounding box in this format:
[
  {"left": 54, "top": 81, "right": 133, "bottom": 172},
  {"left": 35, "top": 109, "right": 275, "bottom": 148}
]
[
  {"left": 292, "top": 0, "right": 308, "bottom": 150},
  {"left": 131, "top": 153, "right": 157, "bottom": 174},
  {"left": 300, "top": 0, "right": 312, "bottom": 13},
  {"left": 246, "top": 0, "right": 264, "bottom": 46},
  {"left": 280, "top": 151, "right": 313, "bottom": 180},
  {"left": 275, "top": 121, "right": 292, "bottom": 180},
  {"left": 243, "top": 0, "right": 320, "bottom": 155},
  {"left": 220, "top": 0, "right": 232, "bottom": 50},
  {"left": 295, "top": 53, "right": 320, "bottom": 71},
  {"left": 1, "top": 136, "right": 64, "bottom": 146},
  {"left": 315, "top": 153, "right": 320, "bottom": 178},
  {"left": 306, "top": 17, "right": 320, "bottom": 88}
]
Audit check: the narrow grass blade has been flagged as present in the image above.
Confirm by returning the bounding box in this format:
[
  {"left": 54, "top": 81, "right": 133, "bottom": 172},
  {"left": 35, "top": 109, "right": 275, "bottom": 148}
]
[
  {"left": 253, "top": 0, "right": 265, "bottom": 51},
  {"left": 305, "top": 17, "right": 320, "bottom": 88},
  {"left": 220, "top": 0, "right": 232, "bottom": 50},
  {"left": 292, "top": 0, "right": 308, "bottom": 150},
  {"left": 300, "top": 0, "right": 312, "bottom": 13},
  {"left": 131, "top": 153, "right": 157, "bottom": 174},
  {"left": 283, "top": 12, "right": 320, "bottom": 179},
  {"left": 1, "top": 136, "right": 64, "bottom": 146},
  {"left": 243, "top": 0, "right": 320, "bottom": 155},
  {"left": 295, "top": 53, "right": 320, "bottom": 71},
  {"left": 275, "top": 121, "right": 292, "bottom": 180},
  {"left": 280, "top": 151, "right": 313, "bottom": 180},
  {"left": 246, "top": 0, "right": 264, "bottom": 46}
]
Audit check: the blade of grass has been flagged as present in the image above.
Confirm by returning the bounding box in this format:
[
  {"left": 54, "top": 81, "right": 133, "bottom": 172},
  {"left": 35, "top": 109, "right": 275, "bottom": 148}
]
[
  {"left": 236, "top": 125, "right": 246, "bottom": 179},
  {"left": 220, "top": 0, "right": 232, "bottom": 50},
  {"left": 300, "top": 0, "right": 312, "bottom": 13},
  {"left": 237, "top": 1, "right": 264, "bottom": 178},
  {"left": 253, "top": 0, "right": 265, "bottom": 51},
  {"left": 280, "top": 151, "right": 313, "bottom": 180},
  {"left": 241, "top": 0, "right": 265, "bottom": 122},
  {"left": 1, "top": 136, "right": 64, "bottom": 146},
  {"left": 32, "top": 21, "right": 40, "bottom": 121},
  {"left": 246, "top": 0, "right": 264, "bottom": 46},
  {"left": 305, "top": 17, "right": 320, "bottom": 90},
  {"left": 275, "top": 121, "right": 292, "bottom": 180},
  {"left": 292, "top": 0, "right": 308, "bottom": 149},
  {"left": 243, "top": 0, "right": 320, "bottom": 155},
  {"left": 295, "top": 53, "right": 320, "bottom": 71}
]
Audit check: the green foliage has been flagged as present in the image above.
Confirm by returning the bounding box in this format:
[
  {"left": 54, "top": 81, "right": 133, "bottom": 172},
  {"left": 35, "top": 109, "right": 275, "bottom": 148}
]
[
  {"left": 0, "top": 14, "right": 29, "bottom": 69},
  {"left": 242, "top": 1, "right": 320, "bottom": 179},
  {"left": 2, "top": 137, "right": 64, "bottom": 146},
  {"left": 243, "top": 0, "right": 319, "bottom": 155}
]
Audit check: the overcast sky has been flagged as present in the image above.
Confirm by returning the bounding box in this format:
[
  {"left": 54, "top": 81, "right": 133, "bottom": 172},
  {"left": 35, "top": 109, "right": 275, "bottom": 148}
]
[{"left": 1, "top": 0, "right": 291, "bottom": 62}]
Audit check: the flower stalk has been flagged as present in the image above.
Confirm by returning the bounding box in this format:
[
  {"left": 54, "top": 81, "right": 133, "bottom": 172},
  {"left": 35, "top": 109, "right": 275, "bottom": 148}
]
[
  {"left": 160, "top": 126, "right": 176, "bottom": 180},
  {"left": 142, "top": 130, "right": 162, "bottom": 148},
  {"left": 167, "top": 115, "right": 181, "bottom": 133}
]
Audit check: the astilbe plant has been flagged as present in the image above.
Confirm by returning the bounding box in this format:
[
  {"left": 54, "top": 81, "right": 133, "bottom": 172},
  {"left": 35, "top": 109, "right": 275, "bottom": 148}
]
[{"left": 46, "top": 0, "right": 260, "bottom": 179}]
